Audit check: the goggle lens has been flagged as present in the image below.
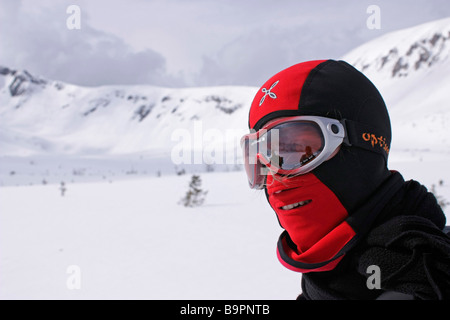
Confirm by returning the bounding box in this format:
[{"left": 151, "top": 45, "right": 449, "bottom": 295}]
[
  {"left": 263, "top": 121, "right": 324, "bottom": 170},
  {"left": 242, "top": 136, "right": 265, "bottom": 188},
  {"left": 241, "top": 119, "right": 330, "bottom": 189}
]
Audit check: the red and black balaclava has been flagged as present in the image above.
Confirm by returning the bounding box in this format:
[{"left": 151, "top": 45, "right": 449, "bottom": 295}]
[{"left": 249, "top": 60, "right": 402, "bottom": 273}]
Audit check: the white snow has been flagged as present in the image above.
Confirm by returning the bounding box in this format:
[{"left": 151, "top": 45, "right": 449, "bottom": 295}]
[
  {"left": 0, "top": 171, "right": 302, "bottom": 299},
  {"left": 343, "top": 17, "right": 450, "bottom": 154},
  {"left": 1, "top": 17, "right": 450, "bottom": 299},
  {"left": 0, "top": 155, "right": 449, "bottom": 300}
]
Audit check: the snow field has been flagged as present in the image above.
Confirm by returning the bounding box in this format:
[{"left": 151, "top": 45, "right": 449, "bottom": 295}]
[
  {"left": 1, "top": 150, "right": 449, "bottom": 300},
  {"left": 0, "top": 170, "right": 301, "bottom": 300}
]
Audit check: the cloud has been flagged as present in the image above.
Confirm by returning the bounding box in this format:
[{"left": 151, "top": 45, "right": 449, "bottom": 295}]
[
  {"left": 194, "top": 10, "right": 363, "bottom": 86},
  {"left": 193, "top": 0, "right": 450, "bottom": 87},
  {"left": 0, "top": 0, "right": 183, "bottom": 87},
  {"left": 2, "top": 0, "right": 450, "bottom": 87}
]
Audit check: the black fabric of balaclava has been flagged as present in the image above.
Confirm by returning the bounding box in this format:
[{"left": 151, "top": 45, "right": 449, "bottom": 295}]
[{"left": 296, "top": 60, "right": 392, "bottom": 213}]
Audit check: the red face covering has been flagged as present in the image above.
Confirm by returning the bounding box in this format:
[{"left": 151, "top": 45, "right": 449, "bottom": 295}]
[{"left": 266, "top": 172, "right": 356, "bottom": 272}]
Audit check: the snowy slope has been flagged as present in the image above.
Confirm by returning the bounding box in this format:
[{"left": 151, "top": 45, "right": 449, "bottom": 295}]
[
  {"left": 0, "top": 66, "right": 257, "bottom": 157},
  {"left": 343, "top": 17, "right": 450, "bottom": 154},
  {"left": 1, "top": 17, "right": 450, "bottom": 161}
]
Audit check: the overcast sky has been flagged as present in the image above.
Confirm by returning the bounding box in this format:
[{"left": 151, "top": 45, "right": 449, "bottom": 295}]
[{"left": 1, "top": 0, "right": 450, "bottom": 87}]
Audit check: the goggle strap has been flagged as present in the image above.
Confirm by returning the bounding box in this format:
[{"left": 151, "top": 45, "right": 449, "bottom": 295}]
[{"left": 341, "top": 119, "right": 390, "bottom": 160}]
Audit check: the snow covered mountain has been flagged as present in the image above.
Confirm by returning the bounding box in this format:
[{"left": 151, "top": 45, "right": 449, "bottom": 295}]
[
  {"left": 343, "top": 17, "right": 450, "bottom": 154},
  {"left": 0, "top": 66, "right": 256, "bottom": 157},
  {"left": 1, "top": 17, "right": 450, "bottom": 184}
]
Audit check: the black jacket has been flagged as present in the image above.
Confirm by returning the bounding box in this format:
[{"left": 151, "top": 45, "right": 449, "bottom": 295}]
[{"left": 299, "top": 178, "right": 450, "bottom": 300}]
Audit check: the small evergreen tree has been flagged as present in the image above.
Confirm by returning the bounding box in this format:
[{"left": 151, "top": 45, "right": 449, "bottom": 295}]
[
  {"left": 60, "top": 181, "right": 67, "bottom": 197},
  {"left": 179, "top": 175, "right": 208, "bottom": 207}
]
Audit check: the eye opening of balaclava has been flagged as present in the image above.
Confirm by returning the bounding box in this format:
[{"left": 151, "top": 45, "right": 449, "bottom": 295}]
[{"left": 248, "top": 59, "right": 400, "bottom": 273}]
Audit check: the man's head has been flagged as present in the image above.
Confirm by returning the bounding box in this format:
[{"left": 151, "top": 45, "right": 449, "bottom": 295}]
[
  {"left": 243, "top": 59, "right": 392, "bottom": 210},
  {"left": 241, "top": 60, "right": 393, "bottom": 272}
]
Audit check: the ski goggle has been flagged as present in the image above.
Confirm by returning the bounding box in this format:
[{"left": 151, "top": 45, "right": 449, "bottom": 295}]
[{"left": 240, "top": 116, "right": 346, "bottom": 189}]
